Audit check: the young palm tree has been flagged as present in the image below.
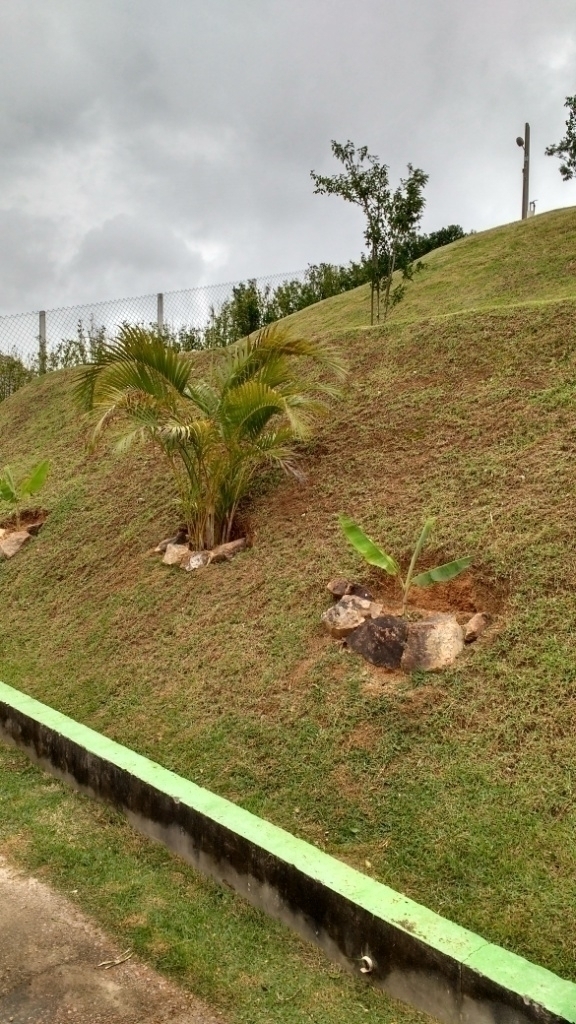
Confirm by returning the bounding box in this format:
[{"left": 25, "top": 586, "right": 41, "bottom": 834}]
[{"left": 75, "top": 322, "right": 345, "bottom": 550}]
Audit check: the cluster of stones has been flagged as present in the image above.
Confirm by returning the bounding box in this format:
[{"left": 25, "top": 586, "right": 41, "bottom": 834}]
[
  {"left": 156, "top": 529, "right": 246, "bottom": 571},
  {"left": 0, "top": 520, "right": 43, "bottom": 560},
  {"left": 322, "top": 577, "right": 489, "bottom": 672}
]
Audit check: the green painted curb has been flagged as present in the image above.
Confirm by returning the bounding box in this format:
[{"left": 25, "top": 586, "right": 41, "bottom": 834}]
[{"left": 1, "top": 679, "right": 575, "bottom": 1024}]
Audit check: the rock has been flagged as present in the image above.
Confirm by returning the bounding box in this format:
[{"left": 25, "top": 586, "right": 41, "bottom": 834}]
[
  {"left": 345, "top": 615, "right": 409, "bottom": 668},
  {"left": 210, "top": 538, "right": 246, "bottom": 563},
  {"left": 0, "top": 528, "right": 7, "bottom": 540},
  {"left": 162, "top": 543, "right": 190, "bottom": 566},
  {"left": 464, "top": 612, "right": 490, "bottom": 644},
  {"left": 401, "top": 613, "right": 464, "bottom": 672},
  {"left": 337, "top": 594, "right": 372, "bottom": 615},
  {"left": 183, "top": 550, "right": 212, "bottom": 571},
  {"left": 322, "top": 602, "right": 367, "bottom": 639},
  {"left": 370, "top": 602, "right": 383, "bottom": 618},
  {"left": 163, "top": 537, "right": 245, "bottom": 570},
  {"left": 326, "top": 578, "right": 375, "bottom": 602},
  {"left": 322, "top": 593, "right": 380, "bottom": 638},
  {"left": 327, "top": 577, "right": 351, "bottom": 599},
  {"left": 155, "top": 529, "right": 188, "bottom": 553},
  {"left": 0, "top": 531, "right": 31, "bottom": 559}
]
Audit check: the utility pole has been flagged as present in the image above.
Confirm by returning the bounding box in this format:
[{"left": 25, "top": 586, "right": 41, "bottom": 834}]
[{"left": 516, "top": 123, "right": 531, "bottom": 220}]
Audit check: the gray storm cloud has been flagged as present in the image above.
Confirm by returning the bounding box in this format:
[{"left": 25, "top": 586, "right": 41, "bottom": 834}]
[{"left": 0, "top": 0, "right": 574, "bottom": 312}]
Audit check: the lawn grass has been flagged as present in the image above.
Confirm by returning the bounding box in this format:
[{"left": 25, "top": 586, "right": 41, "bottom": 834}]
[{"left": 1, "top": 207, "right": 576, "bottom": 1015}]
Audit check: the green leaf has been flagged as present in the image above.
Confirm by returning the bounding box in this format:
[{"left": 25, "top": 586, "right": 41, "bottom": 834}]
[
  {"left": 21, "top": 460, "right": 50, "bottom": 497},
  {"left": 0, "top": 467, "right": 17, "bottom": 504},
  {"left": 412, "top": 556, "right": 472, "bottom": 588},
  {"left": 338, "top": 515, "right": 400, "bottom": 576},
  {"left": 412, "top": 518, "right": 434, "bottom": 564}
]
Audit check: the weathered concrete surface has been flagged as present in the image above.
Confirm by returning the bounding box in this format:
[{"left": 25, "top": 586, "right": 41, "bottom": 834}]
[{"left": 0, "top": 857, "right": 222, "bottom": 1024}]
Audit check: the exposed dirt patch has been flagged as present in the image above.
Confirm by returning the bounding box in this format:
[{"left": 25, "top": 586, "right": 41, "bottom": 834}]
[
  {"left": 361, "top": 567, "right": 507, "bottom": 620},
  {"left": 329, "top": 763, "right": 379, "bottom": 814},
  {"left": 0, "top": 856, "right": 223, "bottom": 1024},
  {"left": 0, "top": 507, "right": 49, "bottom": 536}
]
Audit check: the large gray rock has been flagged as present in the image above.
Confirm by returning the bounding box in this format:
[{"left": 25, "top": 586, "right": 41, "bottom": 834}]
[
  {"left": 345, "top": 615, "right": 409, "bottom": 668},
  {"left": 402, "top": 613, "right": 464, "bottom": 672},
  {"left": 0, "top": 531, "right": 31, "bottom": 559}
]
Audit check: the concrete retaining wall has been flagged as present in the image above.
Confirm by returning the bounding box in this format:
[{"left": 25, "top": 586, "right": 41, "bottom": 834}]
[{"left": 1, "top": 679, "right": 574, "bottom": 1024}]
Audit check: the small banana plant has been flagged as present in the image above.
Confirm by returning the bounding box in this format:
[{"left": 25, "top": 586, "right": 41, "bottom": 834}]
[
  {"left": 339, "top": 514, "right": 472, "bottom": 615},
  {"left": 0, "top": 460, "right": 50, "bottom": 529}
]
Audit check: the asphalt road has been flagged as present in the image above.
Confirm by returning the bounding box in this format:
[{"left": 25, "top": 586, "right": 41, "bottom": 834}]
[{"left": 0, "top": 857, "right": 223, "bottom": 1024}]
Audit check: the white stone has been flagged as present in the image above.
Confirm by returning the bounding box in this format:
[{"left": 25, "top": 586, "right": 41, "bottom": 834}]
[
  {"left": 0, "top": 531, "right": 31, "bottom": 559},
  {"left": 182, "top": 550, "right": 212, "bottom": 571},
  {"left": 162, "top": 543, "right": 190, "bottom": 566}
]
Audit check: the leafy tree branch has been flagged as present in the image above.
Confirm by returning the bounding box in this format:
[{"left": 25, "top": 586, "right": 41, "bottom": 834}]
[
  {"left": 311, "top": 140, "right": 429, "bottom": 324},
  {"left": 545, "top": 94, "right": 576, "bottom": 181}
]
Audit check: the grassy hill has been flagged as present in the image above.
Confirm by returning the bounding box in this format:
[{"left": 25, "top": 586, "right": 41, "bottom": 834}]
[{"left": 1, "top": 206, "right": 576, "bottom": 1020}]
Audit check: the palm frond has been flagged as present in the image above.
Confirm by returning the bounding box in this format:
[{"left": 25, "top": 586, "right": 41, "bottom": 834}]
[
  {"left": 74, "top": 325, "right": 192, "bottom": 412},
  {"left": 183, "top": 380, "right": 220, "bottom": 417},
  {"left": 161, "top": 417, "right": 219, "bottom": 457},
  {"left": 73, "top": 318, "right": 345, "bottom": 548},
  {"left": 219, "top": 323, "right": 346, "bottom": 392},
  {"left": 220, "top": 380, "right": 286, "bottom": 439}
]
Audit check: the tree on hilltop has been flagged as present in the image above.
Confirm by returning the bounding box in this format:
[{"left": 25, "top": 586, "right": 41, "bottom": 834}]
[
  {"left": 311, "top": 141, "right": 428, "bottom": 324},
  {"left": 545, "top": 95, "right": 576, "bottom": 181}
]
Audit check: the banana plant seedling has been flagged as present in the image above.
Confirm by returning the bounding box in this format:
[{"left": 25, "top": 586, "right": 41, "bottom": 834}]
[
  {"left": 338, "top": 514, "right": 472, "bottom": 615},
  {"left": 0, "top": 460, "right": 50, "bottom": 529}
]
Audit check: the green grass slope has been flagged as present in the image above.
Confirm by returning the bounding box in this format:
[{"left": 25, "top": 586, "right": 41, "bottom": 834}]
[{"left": 1, "top": 207, "right": 576, "bottom": 1016}]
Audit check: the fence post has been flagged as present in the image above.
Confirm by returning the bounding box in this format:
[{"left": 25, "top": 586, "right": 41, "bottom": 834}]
[
  {"left": 38, "top": 311, "right": 47, "bottom": 374},
  {"left": 157, "top": 293, "right": 164, "bottom": 332}
]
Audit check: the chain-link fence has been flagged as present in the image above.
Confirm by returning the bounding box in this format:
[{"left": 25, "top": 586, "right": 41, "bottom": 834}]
[{"left": 0, "top": 270, "right": 307, "bottom": 379}]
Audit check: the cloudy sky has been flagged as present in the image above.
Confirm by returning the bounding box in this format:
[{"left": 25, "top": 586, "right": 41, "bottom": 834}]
[{"left": 0, "top": 0, "right": 574, "bottom": 313}]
